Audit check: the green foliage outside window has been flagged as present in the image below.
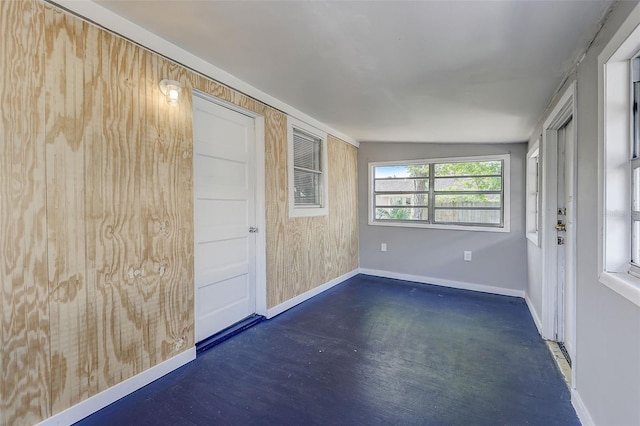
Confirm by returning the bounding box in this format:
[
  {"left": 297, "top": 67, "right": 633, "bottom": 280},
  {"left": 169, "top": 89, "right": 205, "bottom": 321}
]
[{"left": 373, "top": 158, "right": 504, "bottom": 226}]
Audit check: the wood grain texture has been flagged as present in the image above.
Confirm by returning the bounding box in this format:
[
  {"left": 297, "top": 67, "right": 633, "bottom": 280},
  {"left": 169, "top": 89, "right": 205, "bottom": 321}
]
[
  {"left": 0, "top": 1, "right": 50, "bottom": 424},
  {"left": 43, "top": 2, "right": 196, "bottom": 418},
  {"left": 155, "top": 58, "right": 194, "bottom": 361},
  {"left": 1, "top": 1, "right": 358, "bottom": 423},
  {"left": 264, "top": 128, "right": 359, "bottom": 308},
  {"left": 327, "top": 137, "right": 359, "bottom": 275},
  {"left": 263, "top": 109, "right": 289, "bottom": 308},
  {"left": 81, "top": 21, "right": 104, "bottom": 397},
  {"left": 44, "top": 6, "right": 89, "bottom": 412}
]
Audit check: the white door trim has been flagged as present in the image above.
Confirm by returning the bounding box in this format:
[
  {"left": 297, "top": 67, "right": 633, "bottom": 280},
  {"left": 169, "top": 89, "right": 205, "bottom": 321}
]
[
  {"left": 192, "top": 90, "right": 267, "bottom": 327},
  {"left": 540, "top": 82, "right": 577, "bottom": 385}
]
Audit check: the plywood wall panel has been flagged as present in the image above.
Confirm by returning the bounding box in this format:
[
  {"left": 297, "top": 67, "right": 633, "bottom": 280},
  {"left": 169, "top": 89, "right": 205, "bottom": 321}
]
[
  {"left": 81, "top": 28, "right": 128, "bottom": 396},
  {"left": 81, "top": 21, "right": 105, "bottom": 397},
  {"left": 263, "top": 109, "right": 289, "bottom": 308},
  {"left": 44, "top": 6, "right": 90, "bottom": 413},
  {"left": 155, "top": 59, "right": 194, "bottom": 359},
  {"left": 328, "top": 137, "right": 359, "bottom": 274},
  {"left": 107, "top": 31, "right": 143, "bottom": 383},
  {"left": 138, "top": 48, "right": 165, "bottom": 372},
  {"left": 0, "top": 1, "right": 50, "bottom": 424}
]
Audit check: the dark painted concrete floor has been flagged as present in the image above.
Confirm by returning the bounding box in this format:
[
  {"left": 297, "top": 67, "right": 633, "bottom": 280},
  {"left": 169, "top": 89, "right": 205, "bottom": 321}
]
[{"left": 76, "top": 275, "right": 579, "bottom": 426}]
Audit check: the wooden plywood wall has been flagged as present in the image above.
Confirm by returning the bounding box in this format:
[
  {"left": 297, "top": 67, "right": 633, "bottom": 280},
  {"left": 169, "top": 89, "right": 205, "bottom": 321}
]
[
  {"left": 0, "top": 1, "right": 358, "bottom": 424},
  {"left": 265, "top": 134, "right": 359, "bottom": 308}
]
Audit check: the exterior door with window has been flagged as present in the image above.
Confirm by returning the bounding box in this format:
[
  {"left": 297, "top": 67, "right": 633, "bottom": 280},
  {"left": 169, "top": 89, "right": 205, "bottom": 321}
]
[{"left": 193, "top": 95, "right": 257, "bottom": 342}]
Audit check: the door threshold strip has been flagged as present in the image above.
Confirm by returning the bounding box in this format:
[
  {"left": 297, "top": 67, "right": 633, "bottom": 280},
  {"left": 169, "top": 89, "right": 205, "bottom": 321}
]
[
  {"left": 545, "top": 341, "right": 572, "bottom": 387},
  {"left": 557, "top": 342, "right": 572, "bottom": 367},
  {"left": 196, "top": 315, "right": 265, "bottom": 355}
]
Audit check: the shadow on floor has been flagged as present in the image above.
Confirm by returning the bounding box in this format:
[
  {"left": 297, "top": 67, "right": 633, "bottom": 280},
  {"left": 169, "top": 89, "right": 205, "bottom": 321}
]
[{"left": 76, "top": 274, "right": 578, "bottom": 426}]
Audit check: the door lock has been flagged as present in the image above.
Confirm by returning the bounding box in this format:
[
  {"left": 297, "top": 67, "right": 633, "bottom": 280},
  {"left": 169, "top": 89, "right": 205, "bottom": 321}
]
[
  {"left": 249, "top": 227, "right": 258, "bottom": 233},
  {"left": 555, "top": 222, "right": 566, "bottom": 232}
]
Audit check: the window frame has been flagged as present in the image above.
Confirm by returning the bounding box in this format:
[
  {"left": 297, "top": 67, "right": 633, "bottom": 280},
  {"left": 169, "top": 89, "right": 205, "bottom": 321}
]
[
  {"left": 598, "top": 3, "right": 640, "bottom": 307},
  {"left": 287, "top": 116, "right": 329, "bottom": 218},
  {"left": 632, "top": 57, "right": 640, "bottom": 278},
  {"left": 526, "top": 140, "right": 542, "bottom": 246},
  {"left": 368, "top": 154, "right": 510, "bottom": 233}
]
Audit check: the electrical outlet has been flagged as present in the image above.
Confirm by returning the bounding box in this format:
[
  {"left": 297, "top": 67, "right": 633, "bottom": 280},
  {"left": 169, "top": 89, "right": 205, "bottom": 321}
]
[
  {"left": 464, "top": 251, "right": 472, "bottom": 261},
  {"left": 381, "top": 243, "right": 387, "bottom": 252}
]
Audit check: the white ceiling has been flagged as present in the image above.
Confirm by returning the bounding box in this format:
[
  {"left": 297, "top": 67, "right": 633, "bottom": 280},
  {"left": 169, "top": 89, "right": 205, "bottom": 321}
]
[{"left": 94, "top": 0, "right": 613, "bottom": 143}]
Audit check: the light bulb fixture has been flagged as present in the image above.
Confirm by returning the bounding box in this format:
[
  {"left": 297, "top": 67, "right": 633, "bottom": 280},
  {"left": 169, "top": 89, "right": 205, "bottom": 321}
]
[{"left": 159, "top": 79, "right": 182, "bottom": 106}]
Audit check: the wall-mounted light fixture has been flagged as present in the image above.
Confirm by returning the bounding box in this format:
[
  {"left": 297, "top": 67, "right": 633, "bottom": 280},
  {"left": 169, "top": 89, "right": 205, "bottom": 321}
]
[{"left": 159, "top": 79, "right": 182, "bottom": 106}]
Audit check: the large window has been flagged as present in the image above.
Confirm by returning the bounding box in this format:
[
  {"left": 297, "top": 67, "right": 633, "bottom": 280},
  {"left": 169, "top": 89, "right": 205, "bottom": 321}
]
[
  {"left": 369, "top": 154, "right": 510, "bottom": 232},
  {"left": 288, "top": 117, "right": 328, "bottom": 217},
  {"left": 598, "top": 6, "right": 640, "bottom": 307}
]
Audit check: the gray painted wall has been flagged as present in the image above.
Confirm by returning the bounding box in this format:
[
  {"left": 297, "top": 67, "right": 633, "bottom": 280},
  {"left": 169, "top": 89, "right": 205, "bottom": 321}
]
[
  {"left": 526, "top": 1, "right": 640, "bottom": 424},
  {"left": 358, "top": 142, "right": 528, "bottom": 293}
]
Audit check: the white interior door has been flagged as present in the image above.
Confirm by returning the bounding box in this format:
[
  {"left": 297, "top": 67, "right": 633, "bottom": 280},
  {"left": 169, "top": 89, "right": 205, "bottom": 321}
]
[
  {"left": 193, "top": 95, "right": 256, "bottom": 343},
  {"left": 556, "top": 117, "right": 576, "bottom": 361}
]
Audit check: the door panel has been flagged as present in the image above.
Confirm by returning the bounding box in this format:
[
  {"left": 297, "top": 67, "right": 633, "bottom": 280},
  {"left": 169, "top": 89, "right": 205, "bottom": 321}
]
[
  {"left": 563, "top": 118, "right": 576, "bottom": 361},
  {"left": 193, "top": 95, "right": 256, "bottom": 343},
  {"left": 556, "top": 117, "right": 575, "bottom": 362}
]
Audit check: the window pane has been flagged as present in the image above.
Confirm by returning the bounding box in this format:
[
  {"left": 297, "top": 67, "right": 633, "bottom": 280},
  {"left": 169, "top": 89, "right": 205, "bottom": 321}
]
[
  {"left": 434, "top": 176, "right": 502, "bottom": 191},
  {"left": 375, "top": 194, "right": 428, "bottom": 207},
  {"left": 435, "top": 209, "right": 501, "bottom": 225},
  {"left": 370, "top": 156, "right": 507, "bottom": 230},
  {"left": 374, "top": 178, "right": 429, "bottom": 192},
  {"left": 634, "top": 81, "right": 640, "bottom": 158},
  {"left": 375, "top": 207, "right": 429, "bottom": 221},
  {"left": 435, "top": 194, "right": 501, "bottom": 208},
  {"left": 435, "top": 161, "right": 502, "bottom": 177},
  {"left": 293, "top": 130, "right": 321, "bottom": 171},
  {"left": 294, "top": 169, "right": 320, "bottom": 205},
  {"left": 374, "top": 165, "right": 428, "bottom": 179},
  {"left": 633, "top": 166, "right": 640, "bottom": 212},
  {"left": 633, "top": 220, "right": 640, "bottom": 266}
]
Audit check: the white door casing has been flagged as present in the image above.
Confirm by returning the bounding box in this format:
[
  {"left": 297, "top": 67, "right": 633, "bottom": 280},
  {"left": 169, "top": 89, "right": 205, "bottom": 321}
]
[
  {"left": 193, "top": 94, "right": 264, "bottom": 342},
  {"left": 541, "top": 83, "right": 577, "bottom": 383},
  {"left": 556, "top": 122, "right": 567, "bottom": 342}
]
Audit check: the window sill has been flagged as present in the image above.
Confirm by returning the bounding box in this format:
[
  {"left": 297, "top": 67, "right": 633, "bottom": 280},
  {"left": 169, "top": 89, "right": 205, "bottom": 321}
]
[
  {"left": 290, "top": 206, "right": 328, "bottom": 218},
  {"left": 599, "top": 271, "right": 640, "bottom": 307},
  {"left": 368, "top": 220, "right": 509, "bottom": 233}
]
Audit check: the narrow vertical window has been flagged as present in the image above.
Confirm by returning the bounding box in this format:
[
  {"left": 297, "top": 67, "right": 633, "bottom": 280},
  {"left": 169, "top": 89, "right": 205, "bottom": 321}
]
[
  {"left": 526, "top": 141, "right": 541, "bottom": 245},
  {"left": 631, "top": 57, "right": 640, "bottom": 275}
]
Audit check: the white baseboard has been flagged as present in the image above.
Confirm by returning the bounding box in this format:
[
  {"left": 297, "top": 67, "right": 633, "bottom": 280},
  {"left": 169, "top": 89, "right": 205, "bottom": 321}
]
[
  {"left": 572, "top": 388, "right": 595, "bottom": 426},
  {"left": 38, "top": 347, "right": 196, "bottom": 426},
  {"left": 358, "top": 268, "right": 525, "bottom": 298},
  {"left": 525, "top": 293, "right": 543, "bottom": 335},
  {"left": 266, "top": 269, "right": 359, "bottom": 318}
]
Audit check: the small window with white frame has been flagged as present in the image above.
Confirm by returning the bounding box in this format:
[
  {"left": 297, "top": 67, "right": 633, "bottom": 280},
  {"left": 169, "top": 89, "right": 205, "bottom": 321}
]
[
  {"left": 526, "top": 140, "right": 541, "bottom": 245},
  {"left": 287, "top": 116, "right": 328, "bottom": 217},
  {"left": 369, "top": 154, "right": 510, "bottom": 232}
]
